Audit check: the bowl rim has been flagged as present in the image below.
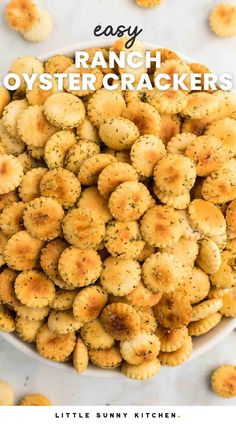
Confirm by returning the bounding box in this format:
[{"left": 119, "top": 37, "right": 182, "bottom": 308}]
[{"left": 1, "top": 39, "right": 236, "bottom": 379}]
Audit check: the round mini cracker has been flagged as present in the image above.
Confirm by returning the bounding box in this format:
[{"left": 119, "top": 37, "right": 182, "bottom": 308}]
[
  {"left": 154, "top": 290, "right": 192, "bottom": 329},
  {"left": 100, "top": 256, "right": 141, "bottom": 296},
  {"left": 147, "top": 89, "right": 188, "bottom": 115},
  {"left": 142, "top": 252, "right": 185, "bottom": 293},
  {"left": 15, "top": 270, "right": 55, "bottom": 308},
  {"left": 17, "top": 105, "right": 57, "bottom": 147},
  {"left": 185, "top": 135, "right": 231, "bottom": 177},
  {"left": 211, "top": 365, "right": 236, "bottom": 398},
  {"left": 80, "top": 319, "right": 115, "bottom": 350},
  {"left": 188, "top": 312, "right": 222, "bottom": 336},
  {"left": 0, "top": 201, "right": 25, "bottom": 237},
  {"left": 108, "top": 181, "right": 151, "bottom": 222},
  {"left": 44, "top": 93, "right": 85, "bottom": 129},
  {"left": 36, "top": 323, "right": 76, "bottom": 362},
  {"left": 40, "top": 168, "right": 81, "bottom": 208},
  {"left": 23, "top": 196, "right": 64, "bottom": 241},
  {"left": 153, "top": 153, "right": 196, "bottom": 195},
  {"left": 5, "top": 0, "right": 39, "bottom": 33},
  {"left": 4, "top": 230, "right": 43, "bottom": 271},
  {"left": 47, "top": 309, "right": 83, "bottom": 334},
  {"left": 188, "top": 199, "right": 226, "bottom": 238},
  {"left": 99, "top": 117, "right": 139, "bottom": 151},
  {"left": 182, "top": 92, "right": 220, "bottom": 119},
  {"left": 19, "top": 393, "right": 51, "bottom": 406},
  {"left": 120, "top": 331, "right": 160, "bottom": 365},
  {"left": 87, "top": 88, "right": 126, "bottom": 128},
  {"left": 73, "top": 285, "right": 108, "bottom": 322},
  {"left": 58, "top": 247, "right": 102, "bottom": 288},
  {"left": 210, "top": 3, "right": 236, "bottom": 37},
  {"left": 104, "top": 220, "right": 145, "bottom": 260},
  {"left": 62, "top": 207, "right": 105, "bottom": 249},
  {"left": 89, "top": 346, "right": 122, "bottom": 369},
  {"left": 155, "top": 326, "right": 189, "bottom": 353},
  {"left": 191, "top": 298, "right": 223, "bottom": 322},
  {"left": 140, "top": 205, "right": 182, "bottom": 248},
  {"left": 100, "top": 302, "right": 141, "bottom": 341},
  {"left": 122, "top": 358, "right": 161, "bottom": 380}
]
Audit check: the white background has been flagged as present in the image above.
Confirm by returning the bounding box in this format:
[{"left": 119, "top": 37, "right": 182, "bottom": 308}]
[{"left": 0, "top": 0, "right": 236, "bottom": 406}]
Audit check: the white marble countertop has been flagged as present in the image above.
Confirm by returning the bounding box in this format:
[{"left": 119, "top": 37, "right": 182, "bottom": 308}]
[{"left": 0, "top": 0, "right": 236, "bottom": 406}]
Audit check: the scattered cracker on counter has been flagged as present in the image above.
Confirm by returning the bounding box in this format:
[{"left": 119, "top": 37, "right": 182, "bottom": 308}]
[
  {"left": 22, "top": 8, "right": 52, "bottom": 43},
  {"left": 0, "top": 39, "right": 235, "bottom": 381},
  {"left": 19, "top": 393, "right": 51, "bottom": 406},
  {"left": 5, "top": 0, "right": 39, "bottom": 33},
  {"left": 0, "top": 380, "right": 14, "bottom": 406},
  {"left": 211, "top": 365, "right": 236, "bottom": 398},
  {"left": 135, "top": 0, "right": 163, "bottom": 8},
  {"left": 210, "top": 3, "right": 236, "bottom": 37},
  {"left": 0, "top": 380, "right": 51, "bottom": 406},
  {"left": 4, "top": 0, "right": 53, "bottom": 42}
]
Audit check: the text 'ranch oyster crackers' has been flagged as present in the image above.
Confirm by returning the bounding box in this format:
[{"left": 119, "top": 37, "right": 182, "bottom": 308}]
[{"left": 0, "top": 37, "right": 236, "bottom": 382}]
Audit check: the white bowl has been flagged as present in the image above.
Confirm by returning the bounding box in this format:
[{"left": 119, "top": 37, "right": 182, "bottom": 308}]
[{"left": 1, "top": 40, "right": 236, "bottom": 378}]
